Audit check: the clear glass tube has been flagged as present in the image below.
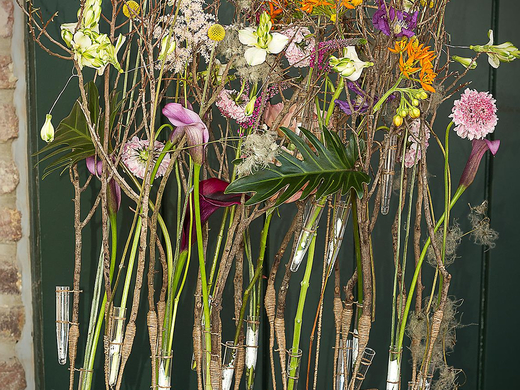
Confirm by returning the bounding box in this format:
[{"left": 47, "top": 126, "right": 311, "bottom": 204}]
[
  {"left": 336, "top": 339, "right": 353, "bottom": 390},
  {"left": 55, "top": 286, "right": 70, "bottom": 365},
  {"left": 352, "top": 347, "right": 376, "bottom": 390},
  {"left": 381, "top": 133, "right": 398, "bottom": 215},
  {"left": 108, "top": 307, "right": 126, "bottom": 386},
  {"left": 290, "top": 199, "right": 325, "bottom": 272},
  {"left": 416, "top": 362, "right": 434, "bottom": 390},
  {"left": 222, "top": 341, "right": 237, "bottom": 390},
  {"left": 245, "top": 316, "right": 259, "bottom": 390},
  {"left": 287, "top": 348, "right": 302, "bottom": 389},
  {"left": 326, "top": 200, "right": 351, "bottom": 276},
  {"left": 158, "top": 350, "right": 173, "bottom": 389}
]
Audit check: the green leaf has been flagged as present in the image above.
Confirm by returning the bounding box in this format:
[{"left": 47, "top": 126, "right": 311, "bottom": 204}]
[{"left": 226, "top": 127, "right": 370, "bottom": 205}]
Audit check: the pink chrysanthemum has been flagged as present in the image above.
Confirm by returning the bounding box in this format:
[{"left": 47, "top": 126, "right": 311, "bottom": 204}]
[
  {"left": 282, "top": 27, "right": 315, "bottom": 68},
  {"left": 403, "top": 120, "right": 430, "bottom": 168},
  {"left": 122, "top": 136, "right": 171, "bottom": 179},
  {"left": 450, "top": 89, "right": 498, "bottom": 140}
]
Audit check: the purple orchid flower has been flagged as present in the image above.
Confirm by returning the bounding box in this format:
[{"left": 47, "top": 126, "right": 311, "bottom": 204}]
[
  {"left": 181, "top": 178, "right": 246, "bottom": 251},
  {"left": 459, "top": 139, "right": 500, "bottom": 189},
  {"left": 372, "top": 0, "right": 418, "bottom": 38},
  {"left": 86, "top": 155, "right": 122, "bottom": 214},
  {"left": 162, "top": 103, "right": 209, "bottom": 165}
]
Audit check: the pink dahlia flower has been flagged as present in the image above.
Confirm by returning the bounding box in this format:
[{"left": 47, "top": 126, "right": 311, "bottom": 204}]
[
  {"left": 450, "top": 89, "right": 498, "bottom": 140},
  {"left": 122, "top": 136, "right": 171, "bottom": 179}
]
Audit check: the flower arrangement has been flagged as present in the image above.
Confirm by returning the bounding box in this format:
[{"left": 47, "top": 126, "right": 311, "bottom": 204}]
[{"left": 22, "top": 1, "right": 519, "bottom": 390}]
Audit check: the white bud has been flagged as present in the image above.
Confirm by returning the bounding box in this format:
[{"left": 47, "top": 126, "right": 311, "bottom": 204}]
[{"left": 40, "top": 114, "right": 55, "bottom": 143}]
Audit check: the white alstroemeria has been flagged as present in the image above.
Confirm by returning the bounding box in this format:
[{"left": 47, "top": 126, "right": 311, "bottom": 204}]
[
  {"left": 238, "top": 12, "right": 288, "bottom": 66},
  {"left": 79, "top": 0, "right": 102, "bottom": 32},
  {"left": 158, "top": 35, "right": 176, "bottom": 61},
  {"left": 60, "top": 0, "right": 125, "bottom": 74},
  {"left": 329, "top": 46, "right": 373, "bottom": 81},
  {"left": 40, "top": 114, "right": 55, "bottom": 143},
  {"left": 403, "top": 0, "right": 414, "bottom": 12},
  {"left": 452, "top": 55, "right": 477, "bottom": 70},
  {"left": 470, "top": 30, "right": 520, "bottom": 68}
]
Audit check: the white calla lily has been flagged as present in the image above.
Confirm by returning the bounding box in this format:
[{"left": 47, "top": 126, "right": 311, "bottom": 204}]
[{"left": 330, "top": 46, "right": 373, "bottom": 82}]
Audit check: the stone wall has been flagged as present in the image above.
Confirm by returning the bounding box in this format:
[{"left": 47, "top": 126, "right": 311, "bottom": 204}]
[{"left": 0, "top": 1, "right": 33, "bottom": 389}]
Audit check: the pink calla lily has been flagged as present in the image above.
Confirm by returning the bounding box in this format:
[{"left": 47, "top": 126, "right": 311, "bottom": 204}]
[
  {"left": 459, "top": 139, "right": 500, "bottom": 189},
  {"left": 181, "top": 178, "right": 246, "bottom": 250},
  {"left": 86, "top": 155, "right": 121, "bottom": 214},
  {"left": 162, "top": 103, "right": 209, "bottom": 165}
]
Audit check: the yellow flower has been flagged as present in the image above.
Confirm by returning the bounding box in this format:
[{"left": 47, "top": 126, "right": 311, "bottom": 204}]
[
  {"left": 208, "top": 24, "right": 226, "bottom": 42},
  {"left": 122, "top": 1, "right": 140, "bottom": 18}
]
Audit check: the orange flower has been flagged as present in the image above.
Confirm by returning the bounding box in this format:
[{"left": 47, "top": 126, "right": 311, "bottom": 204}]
[
  {"left": 390, "top": 37, "right": 437, "bottom": 89},
  {"left": 389, "top": 38, "right": 408, "bottom": 53},
  {"left": 300, "top": 0, "right": 334, "bottom": 13},
  {"left": 266, "top": 0, "right": 286, "bottom": 22},
  {"left": 399, "top": 55, "right": 421, "bottom": 78},
  {"left": 419, "top": 67, "right": 437, "bottom": 92},
  {"left": 341, "top": 0, "right": 363, "bottom": 9}
]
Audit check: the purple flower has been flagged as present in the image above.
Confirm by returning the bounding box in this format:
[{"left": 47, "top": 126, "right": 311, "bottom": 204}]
[
  {"left": 181, "top": 178, "right": 246, "bottom": 250},
  {"left": 459, "top": 139, "right": 500, "bottom": 189},
  {"left": 86, "top": 155, "right": 121, "bottom": 214},
  {"left": 335, "top": 82, "right": 372, "bottom": 115},
  {"left": 162, "top": 103, "right": 209, "bottom": 165},
  {"left": 372, "top": 0, "right": 418, "bottom": 38}
]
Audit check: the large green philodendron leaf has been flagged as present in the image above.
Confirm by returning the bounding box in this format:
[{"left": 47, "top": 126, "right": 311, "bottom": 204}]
[
  {"left": 37, "top": 82, "right": 121, "bottom": 178},
  {"left": 226, "top": 127, "right": 371, "bottom": 206}
]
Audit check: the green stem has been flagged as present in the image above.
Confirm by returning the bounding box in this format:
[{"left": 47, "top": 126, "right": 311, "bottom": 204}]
[
  {"left": 438, "top": 123, "right": 453, "bottom": 302},
  {"left": 390, "top": 126, "right": 409, "bottom": 348},
  {"left": 121, "top": 218, "right": 142, "bottom": 310},
  {"left": 396, "top": 185, "right": 465, "bottom": 354},
  {"left": 233, "top": 211, "right": 273, "bottom": 345},
  {"left": 373, "top": 76, "right": 403, "bottom": 112},
  {"left": 325, "top": 77, "right": 344, "bottom": 126},
  {"left": 208, "top": 208, "right": 229, "bottom": 294},
  {"left": 287, "top": 233, "right": 317, "bottom": 390},
  {"left": 193, "top": 163, "right": 212, "bottom": 390},
  {"left": 351, "top": 189, "right": 363, "bottom": 316}
]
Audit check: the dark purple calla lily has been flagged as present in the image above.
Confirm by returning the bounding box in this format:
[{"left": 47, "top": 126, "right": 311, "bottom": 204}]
[
  {"left": 372, "top": 0, "right": 418, "bottom": 38},
  {"left": 86, "top": 155, "right": 121, "bottom": 214},
  {"left": 459, "top": 139, "right": 500, "bottom": 189},
  {"left": 162, "top": 103, "right": 209, "bottom": 165},
  {"left": 181, "top": 178, "right": 246, "bottom": 251}
]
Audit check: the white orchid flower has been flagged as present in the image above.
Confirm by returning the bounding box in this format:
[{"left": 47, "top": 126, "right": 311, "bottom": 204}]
[
  {"left": 329, "top": 46, "right": 373, "bottom": 81},
  {"left": 238, "top": 12, "right": 288, "bottom": 66}
]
